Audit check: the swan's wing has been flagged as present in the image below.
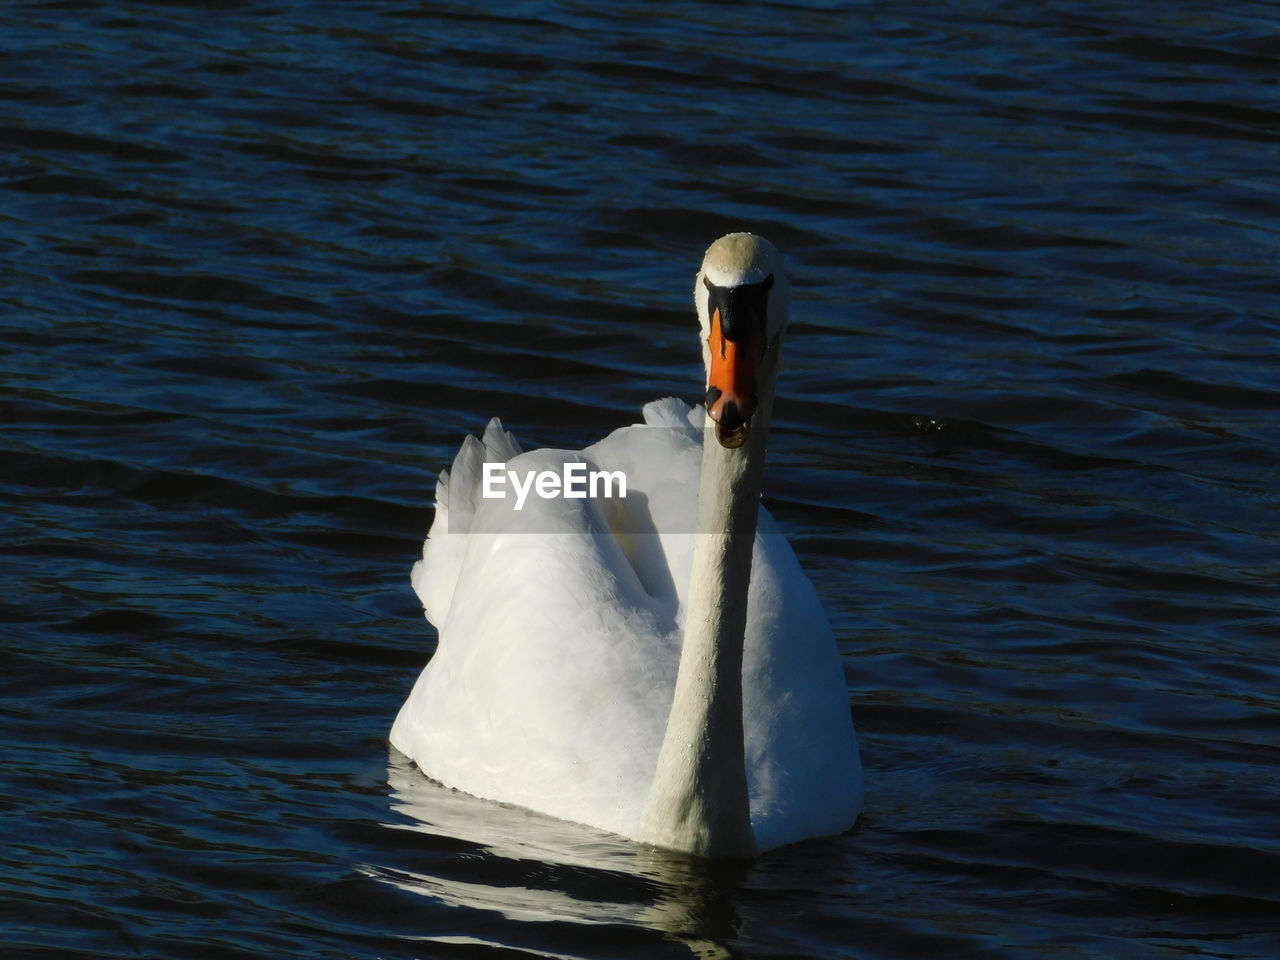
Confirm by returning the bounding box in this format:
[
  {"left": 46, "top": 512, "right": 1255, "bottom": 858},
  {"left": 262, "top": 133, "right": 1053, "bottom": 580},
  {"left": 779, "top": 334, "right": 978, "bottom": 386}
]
[
  {"left": 394, "top": 442, "right": 691, "bottom": 834},
  {"left": 741, "top": 510, "right": 865, "bottom": 849},
  {"left": 395, "top": 426, "right": 697, "bottom": 838},
  {"left": 418, "top": 401, "right": 701, "bottom": 631}
]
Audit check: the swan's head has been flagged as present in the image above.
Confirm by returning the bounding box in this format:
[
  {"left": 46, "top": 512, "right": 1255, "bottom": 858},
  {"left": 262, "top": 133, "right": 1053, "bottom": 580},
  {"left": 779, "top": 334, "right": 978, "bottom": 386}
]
[{"left": 695, "top": 233, "right": 790, "bottom": 449}]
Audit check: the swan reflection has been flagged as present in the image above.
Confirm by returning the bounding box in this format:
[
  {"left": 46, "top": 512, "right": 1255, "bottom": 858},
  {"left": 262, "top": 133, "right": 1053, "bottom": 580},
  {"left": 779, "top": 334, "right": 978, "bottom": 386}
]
[{"left": 381, "top": 753, "right": 746, "bottom": 958}]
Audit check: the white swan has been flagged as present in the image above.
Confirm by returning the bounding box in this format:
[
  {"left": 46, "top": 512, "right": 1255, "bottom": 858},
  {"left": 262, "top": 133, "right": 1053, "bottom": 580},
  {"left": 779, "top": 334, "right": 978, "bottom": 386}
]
[{"left": 391, "top": 233, "right": 863, "bottom": 857}]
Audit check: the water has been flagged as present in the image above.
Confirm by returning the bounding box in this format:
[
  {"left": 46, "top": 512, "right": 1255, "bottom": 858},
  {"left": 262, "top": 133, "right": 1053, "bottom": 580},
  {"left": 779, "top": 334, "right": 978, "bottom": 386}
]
[{"left": 3, "top": 1, "right": 1278, "bottom": 957}]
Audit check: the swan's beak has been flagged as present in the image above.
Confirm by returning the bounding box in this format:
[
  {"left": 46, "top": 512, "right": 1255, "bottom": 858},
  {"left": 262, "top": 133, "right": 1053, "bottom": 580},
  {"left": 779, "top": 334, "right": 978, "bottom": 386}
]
[{"left": 705, "top": 304, "right": 763, "bottom": 449}]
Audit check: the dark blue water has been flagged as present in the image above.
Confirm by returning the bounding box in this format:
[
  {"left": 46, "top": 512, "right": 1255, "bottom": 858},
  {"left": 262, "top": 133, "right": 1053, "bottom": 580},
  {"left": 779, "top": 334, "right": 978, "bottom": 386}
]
[{"left": 3, "top": 2, "right": 1278, "bottom": 957}]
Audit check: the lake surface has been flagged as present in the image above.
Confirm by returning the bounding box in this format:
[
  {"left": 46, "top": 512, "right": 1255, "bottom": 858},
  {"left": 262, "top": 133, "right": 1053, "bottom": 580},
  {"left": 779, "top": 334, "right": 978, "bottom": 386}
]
[{"left": 3, "top": 1, "right": 1278, "bottom": 957}]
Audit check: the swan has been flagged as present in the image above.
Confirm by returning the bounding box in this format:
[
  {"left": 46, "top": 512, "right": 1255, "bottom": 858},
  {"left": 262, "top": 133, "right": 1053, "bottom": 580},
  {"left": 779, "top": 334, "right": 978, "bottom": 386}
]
[{"left": 390, "top": 233, "right": 863, "bottom": 857}]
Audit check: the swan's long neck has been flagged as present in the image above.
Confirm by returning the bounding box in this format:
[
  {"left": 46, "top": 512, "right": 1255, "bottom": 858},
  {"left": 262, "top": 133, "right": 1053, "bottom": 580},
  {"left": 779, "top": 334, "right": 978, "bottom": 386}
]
[{"left": 638, "top": 376, "right": 776, "bottom": 858}]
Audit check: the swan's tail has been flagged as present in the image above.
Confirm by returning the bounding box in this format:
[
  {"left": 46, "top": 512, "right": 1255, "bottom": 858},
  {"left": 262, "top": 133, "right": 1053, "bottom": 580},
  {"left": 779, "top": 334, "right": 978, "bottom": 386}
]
[{"left": 411, "top": 419, "right": 523, "bottom": 628}]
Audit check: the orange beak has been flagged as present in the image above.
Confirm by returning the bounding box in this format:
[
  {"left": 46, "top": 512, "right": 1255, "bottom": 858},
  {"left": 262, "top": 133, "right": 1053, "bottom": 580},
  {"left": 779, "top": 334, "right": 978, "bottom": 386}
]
[{"left": 706, "top": 306, "right": 763, "bottom": 449}]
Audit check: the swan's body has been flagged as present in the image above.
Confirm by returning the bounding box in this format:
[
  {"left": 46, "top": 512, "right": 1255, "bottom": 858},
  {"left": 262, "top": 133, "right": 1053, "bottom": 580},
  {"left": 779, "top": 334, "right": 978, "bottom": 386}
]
[{"left": 391, "top": 234, "right": 863, "bottom": 856}]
